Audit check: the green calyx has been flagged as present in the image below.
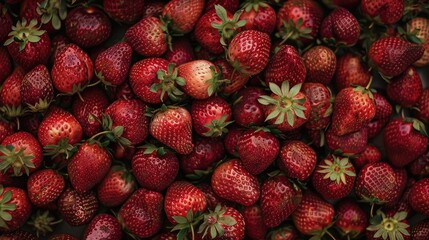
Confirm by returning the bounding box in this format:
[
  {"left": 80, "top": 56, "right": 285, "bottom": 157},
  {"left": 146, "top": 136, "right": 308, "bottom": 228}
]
[
  {"left": 0, "top": 145, "right": 35, "bottom": 176},
  {"left": 203, "top": 114, "right": 234, "bottom": 137},
  {"left": 0, "top": 185, "right": 17, "bottom": 230},
  {"left": 242, "top": 0, "right": 270, "bottom": 12},
  {"left": 171, "top": 208, "right": 203, "bottom": 240},
  {"left": 409, "top": 117, "right": 429, "bottom": 137},
  {"left": 27, "top": 210, "right": 62, "bottom": 237},
  {"left": 211, "top": 5, "right": 246, "bottom": 46},
  {"left": 258, "top": 81, "right": 307, "bottom": 127},
  {"left": 111, "top": 165, "right": 135, "bottom": 185},
  {"left": 152, "top": 63, "right": 186, "bottom": 102},
  {"left": 37, "top": 0, "right": 68, "bottom": 30},
  {"left": 43, "top": 138, "right": 77, "bottom": 160},
  {"left": 317, "top": 156, "right": 356, "bottom": 185},
  {"left": 4, "top": 18, "right": 45, "bottom": 51},
  {"left": 142, "top": 143, "right": 168, "bottom": 156},
  {"left": 206, "top": 66, "right": 227, "bottom": 97},
  {"left": 276, "top": 18, "right": 313, "bottom": 46},
  {"left": 198, "top": 205, "right": 237, "bottom": 239},
  {"left": 87, "top": 114, "right": 132, "bottom": 147},
  {"left": 26, "top": 98, "right": 52, "bottom": 113},
  {"left": 367, "top": 210, "right": 410, "bottom": 240},
  {"left": 0, "top": 105, "right": 26, "bottom": 119}
]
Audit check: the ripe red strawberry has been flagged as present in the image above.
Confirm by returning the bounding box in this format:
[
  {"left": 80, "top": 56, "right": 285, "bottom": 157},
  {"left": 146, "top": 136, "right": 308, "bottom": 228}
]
[
  {"left": 355, "top": 162, "right": 399, "bottom": 204},
  {"left": 48, "top": 233, "right": 79, "bottom": 240},
  {"left": 239, "top": 1, "right": 276, "bottom": 34},
  {"left": 335, "top": 199, "right": 368, "bottom": 238},
  {"left": 366, "top": 210, "right": 411, "bottom": 240},
  {"left": 164, "top": 37, "right": 195, "bottom": 65},
  {"left": 326, "top": 127, "right": 368, "bottom": 155},
  {"left": 373, "top": 92, "right": 393, "bottom": 119},
  {"left": 83, "top": 214, "right": 122, "bottom": 240},
  {"left": 1, "top": 230, "right": 38, "bottom": 240},
  {"left": 367, "top": 118, "right": 389, "bottom": 139},
  {"left": 162, "top": 0, "right": 204, "bottom": 34},
  {"left": 232, "top": 87, "right": 266, "bottom": 127},
  {"left": 388, "top": 168, "right": 408, "bottom": 205},
  {"left": 150, "top": 106, "right": 193, "bottom": 154},
  {"left": 410, "top": 17, "right": 429, "bottom": 67},
  {"left": 142, "top": 0, "right": 164, "bottom": 18},
  {"left": 227, "top": 30, "right": 271, "bottom": 76},
  {"left": 97, "top": 166, "right": 135, "bottom": 208},
  {"left": 383, "top": 118, "right": 428, "bottom": 168},
  {"left": 0, "top": 120, "right": 13, "bottom": 143},
  {"left": 368, "top": 36, "right": 424, "bottom": 77},
  {"left": 124, "top": 16, "right": 168, "bottom": 57},
  {"left": 131, "top": 146, "right": 179, "bottom": 192},
  {"left": 95, "top": 42, "right": 132, "bottom": 86},
  {"left": 68, "top": 142, "right": 112, "bottom": 194},
  {"left": 353, "top": 144, "right": 381, "bottom": 169},
  {"left": 0, "top": 67, "right": 26, "bottom": 118},
  {"left": 179, "top": 136, "right": 225, "bottom": 176},
  {"left": 214, "top": 58, "right": 250, "bottom": 95},
  {"left": 330, "top": 86, "right": 376, "bottom": 136},
  {"left": 20, "top": 64, "right": 53, "bottom": 112},
  {"left": 412, "top": 220, "right": 429, "bottom": 240},
  {"left": 211, "top": 159, "right": 260, "bottom": 206},
  {"left": 258, "top": 81, "right": 311, "bottom": 132},
  {"left": 302, "top": 45, "right": 336, "bottom": 85},
  {"left": 105, "top": 99, "right": 149, "bottom": 145},
  {"left": 237, "top": 128, "right": 280, "bottom": 175},
  {"left": 408, "top": 178, "right": 429, "bottom": 215},
  {"left": 416, "top": 88, "right": 429, "bottom": 122},
  {"left": 0, "top": 47, "right": 12, "bottom": 84},
  {"left": 58, "top": 188, "right": 98, "bottom": 226},
  {"left": 361, "top": 0, "right": 404, "bottom": 24},
  {"left": 0, "top": 186, "right": 32, "bottom": 232},
  {"left": 292, "top": 191, "right": 335, "bottom": 238},
  {"left": 27, "top": 169, "right": 64, "bottom": 207},
  {"left": 334, "top": 53, "right": 371, "bottom": 90},
  {"left": 320, "top": 7, "right": 360, "bottom": 46},
  {"left": 241, "top": 204, "right": 268, "bottom": 239},
  {"left": 409, "top": 151, "right": 429, "bottom": 177},
  {"left": 102, "top": 0, "right": 145, "bottom": 24},
  {"left": 204, "top": 0, "right": 239, "bottom": 13},
  {"left": 276, "top": 0, "right": 324, "bottom": 46},
  {"left": 384, "top": 178, "right": 415, "bottom": 216},
  {"left": 0, "top": 4, "right": 12, "bottom": 44},
  {"left": 264, "top": 45, "right": 306, "bottom": 88},
  {"left": 223, "top": 125, "right": 244, "bottom": 157},
  {"left": 278, "top": 140, "right": 317, "bottom": 181},
  {"left": 387, "top": 67, "right": 423, "bottom": 107},
  {"left": 301, "top": 83, "right": 332, "bottom": 130},
  {"left": 198, "top": 205, "right": 245, "bottom": 239},
  {"left": 197, "top": 183, "right": 232, "bottom": 210},
  {"left": 191, "top": 96, "right": 232, "bottom": 137},
  {"left": 312, "top": 155, "right": 356, "bottom": 200},
  {"left": 51, "top": 44, "right": 94, "bottom": 95},
  {"left": 261, "top": 176, "right": 302, "bottom": 228},
  {"left": 0, "top": 131, "right": 42, "bottom": 176},
  {"left": 266, "top": 226, "right": 299, "bottom": 240},
  {"left": 114, "top": 81, "right": 136, "bottom": 100},
  {"left": 153, "top": 233, "right": 177, "bottom": 240},
  {"left": 4, "top": 19, "right": 51, "bottom": 71}
]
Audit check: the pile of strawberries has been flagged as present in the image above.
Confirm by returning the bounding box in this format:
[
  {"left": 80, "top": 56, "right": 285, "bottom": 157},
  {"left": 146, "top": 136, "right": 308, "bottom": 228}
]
[{"left": 1, "top": 0, "right": 429, "bottom": 239}]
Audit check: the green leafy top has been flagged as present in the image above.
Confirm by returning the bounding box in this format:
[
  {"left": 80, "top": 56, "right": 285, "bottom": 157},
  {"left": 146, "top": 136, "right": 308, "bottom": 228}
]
[
  {"left": 0, "top": 185, "right": 17, "bottom": 230},
  {"left": 37, "top": 0, "right": 68, "bottom": 30},
  {"left": 27, "top": 210, "right": 62, "bottom": 237},
  {"left": 4, "top": 18, "right": 46, "bottom": 51},
  {"left": 212, "top": 5, "right": 246, "bottom": 46},
  {"left": 241, "top": 0, "right": 270, "bottom": 12},
  {"left": 152, "top": 63, "right": 186, "bottom": 103},
  {"left": 203, "top": 114, "right": 234, "bottom": 137},
  {"left": 0, "top": 145, "right": 35, "bottom": 176},
  {"left": 275, "top": 18, "right": 313, "bottom": 47},
  {"left": 317, "top": 156, "right": 356, "bottom": 184},
  {"left": 43, "top": 137, "right": 77, "bottom": 160},
  {"left": 367, "top": 210, "right": 410, "bottom": 240},
  {"left": 198, "top": 205, "right": 237, "bottom": 239},
  {"left": 171, "top": 208, "right": 203, "bottom": 240}
]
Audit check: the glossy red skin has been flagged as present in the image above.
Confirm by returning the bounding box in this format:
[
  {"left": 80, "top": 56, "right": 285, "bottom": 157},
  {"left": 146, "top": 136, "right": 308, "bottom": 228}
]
[
  {"left": 334, "top": 53, "right": 371, "bottom": 90},
  {"left": 238, "top": 129, "right": 280, "bottom": 175},
  {"left": 223, "top": 125, "right": 245, "bottom": 157},
  {"left": 261, "top": 176, "right": 302, "bottom": 228},
  {"left": 387, "top": 67, "right": 423, "bottom": 107},
  {"left": 265, "top": 45, "right": 306, "bottom": 87},
  {"left": 95, "top": 42, "right": 132, "bottom": 86},
  {"left": 320, "top": 7, "right": 360, "bottom": 46},
  {"left": 302, "top": 83, "right": 332, "bottom": 130},
  {"left": 0, "top": 47, "right": 12, "bottom": 84},
  {"left": 97, "top": 167, "right": 136, "bottom": 207},
  {"left": 0, "top": 67, "right": 26, "bottom": 107},
  {"left": 353, "top": 145, "right": 382, "bottom": 170},
  {"left": 1, "top": 230, "right": 38, "bottom": 240},
  {"left": 361, "top": 0, "right": 404, "bottom": 24},
  {"left": 178, "top": 60, "right": 220, "bottom": 99},
  {"left": 216, "top": 207, "right": 246, "bottom": 239},
  {"left": 241, "top": 204, "right": 268, "bottom": 240},
  {"left": 162, "top": 0, "right": 204, "bottom": 34},
  {"left": 152, "top": 233, "right": 177, "bottom": 240},
  {"left": 0, "top": 5, "right": 12, "bottom": 44},
  {"left": 335, "top": 199, "right": 368, "bottom": 238},
  {"left": 214, "top": 58, "right": 250, "bottom": 95},
  {"left": 233, "top": 87, "right": 266, "bottom": 127},
  {"left": 114, "top": 81, "right": 136, "bottom": 100},
  {"left": 326, "top": 126, "right": 368, "bottom": 155},
  {"left": 68, "top": 142, "right": 112, "bottom": 194},
  {"left": 191, "top": 96, "right": 232, "bottom": 136},
  {"left": 1, "top": 131, "right": 43, "bottom": 175},
  {"left": 416, "top": 88, "right": 429, "bottom": 122},
  {"left": 367, "top": 118, "right": 389, "bottom": 139},
  {"left": 103, "top": 0, "right": 145, "bottom": 24},
  {"left": 409, "top": 151, "right": 429, "bottom": 177},
  {"left": 118, "top": 188, "right": 164, "bottom": 238},
  {"left": 179, "top": 136, "right": 225, "bottom": 175},
  {"left": 388, "top": 168, "right": 408, "bottom": 206},
  {"left": 278, "top": 140, "right": 317, "bottom": 181},
  {"left": 132, "top": 148, "right": 179, "bottom": 192},
  {"left": 142, "top": 0, "right": 164, "bottom": 18},
  {"left": 373, "top": 92, "right": 393, "bottom": 120},
  {"left": 268, "top": 227, "right": 299, "bottom": 240},
  {"left": 211, "top": 159, "right": 260, "bottom": 206},
  {"left": 83, "top": 214, "right": 122, "bottom": 240},
  {"left": 164, "top": 37, "right": 195, "bottom": 65},
  {"left": 51, "top": 44, "right": 94, "bottom": 94},
  {"left": 129, "top": 58, "right": 170, "bottom": 104},
  {"left": 0, "top": 187, "right": 32, "bottom": 232},
  {"left": 164, "top": 181, "right": 207, "bottom": 224},
  {"left": 27, "top": 169, "right": 64, "bottom": 207},
  {"left": 303, "top": 45, "right": 336, "bottom": 85},
  {"left": 383, "top": 118, "right": 429, "bottom": 168},
  {"left": 58, "top": 188, "right": 98, "bottom": 226},
  {"left": 0, "top": 120, "right": 14, "bottom": 143},
  {"left": 412, "top": 220, "right": 429, "bottom": 240},
  {"left": 204, "top": 0, "right": 239, "bottom": 13},
  {"left": 384, "top": 178, "right": 415, "bottom": 217},
  {"left": 20, "top": 64, "right": 54, "bottom": 107},
  {"left": 239, "top": 3, "right": 276, "bottom": 34},
  {"left": 409, "top": 178, "right": 429, "bottom": 215},
  {"left": 48, "top": 233, "right": 79, "bottom": 240},
  {"left": 197, "top": 183, "right": 233, "bottom": 210}
]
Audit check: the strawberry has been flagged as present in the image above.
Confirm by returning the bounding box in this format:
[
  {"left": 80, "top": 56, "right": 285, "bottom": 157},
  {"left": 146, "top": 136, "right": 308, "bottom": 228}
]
[
  {"left": 408, "top": 178, "right": 429, "bottom": 215},
  {"left": 51, "top": 44, "right": 94, "bottom": 95},
  {"left": 232, "top": 87, "right": 266, "bottom": 127},
  {"left": 27, "top": 169, "right": 64, "bottom": 207},
  {"left": 367, "top": 118, "right": 389, "bottom": 139},
  {"left": 326, "top": 127, "right": 368, "bottom": 155},
  {"left": 386, "top": 67, "right": 423, "bottom": 107},
  {"left": 197, "top": 183, "right": 232, "bottom": 210},
  {"left": 132, "top": 146, "right": 179, "bottom": 192},
  {"left": 58, "top": 188, "right": 98, "bottom": 226},
  {"left": 0, "top": 4, "right": 12, "bottom": 44},
  {"left": 0, "top": 186, "right": 32, "bottom": 232},
  {"left": 258, "top": 81, "right": 311, "bottom": 132},
  {"left": 20, "top": 64, "right": 53, "bottom": 113},
  {"left": 198, "top": 205, "right": 245, "bottom": 239},
  {"left": 276, "top": 0, "right": 324, "bottom": 46},
  {"left": 164, "top": 37, "right": 195, "bottom": 65},
  {"left": 237, "top": 128, "right": 280, "bottom": 175},
  {"left": 409, "top": 151, "right": 429, "bottom": 177},
  {"left": 48, "top": 233, "right": 79, "bottom": 240},
  {"left": 409, "top": 17, "right": 429, "bottom": 67},
  {"left": 97, "top": 165, "right": 135, "bottom": 208},
  {"left": 4, "top": 19, "right": 51, "bottom": 71},
  {"left": 355, "top": 162, "right": 398, "bottom": 204},
  {"left": 291, "top": 191, "right": 335, "bottom": 238},
  {"left": 334, "top": 53, "right": 371, "bottom": 90},
  {"left": 0, "top": 120, "right": 13, "bottom": 143},
  {"left": 368, "top": 36, "right": 424, "bottom": 77},
  {"left": 104, "top": 99, "right": 149, "bottom": 145},
  {"left": 366, "top": 210, "right": 411, "bottom": 240},
  {"left": 153, "top": 233, "right": 177, "bottom": 240},
  {"left": 384, "top": 178, "right": 415, "bottom": 216},
  {"left": 335, "top": 199, "right": 368, "bottom": 239},
  {"left": 211, "top": 159, "right": 260, "bottom": 206},
  {"left": 412, "top": 220, "right": 429, "bottom": 240},
  {"left": 416, "top": 88, "right": 429, "bottom": 123},
  {"left": 83, "top": 214, "right": 122, "bottom": 240},
  {"left": 301, "top": 83, "right": 332, "bottom": 130},
  {"left": 241, "top": 204, "right": 268, "bottom": 240},
  {"left": 1, "top": 230, "right": 38, "bottom": 240},
  {"left": 0, "top": 131, "right": 42, "bottom": 176},
  {"left": 389, "top": 168, "right": 408, "bottom": 206},
  {"left": 150, "top": 106, "right": 193, "bottom": 154},
  {"left": 95, "top": 42, "right": 132, "bottom": 87},
  {"left": 353, "top": 144, "right": 382, "bottom": 170},
  {"left": 302, "top": 45, "right": 336, "bottom": 85},
  {"left": 124, "top": 16, "right": 168, "bottom": 57},
  {"left": 162, "top": 0, "right": 204, "bottom": 34},
  {"left": 330, "top": 86, "right": 376, "bottom": 136},
  {"left": 102, "top": 0, "right": 145, "bottom": 24},
  {"left": 320, "top": 7, "right": 360, "bottom": 46},
  {"left": 0, "top": 67, "right": 26, "bottom": 118},
  {"left": 204, "top": 0, "right": 239, "bottom": 13},
  {"left": 264, "top": 45, "right": 307, "bottom": 88},
  {"left": 373, "top": 92, "right": 393, "bottom": 120},
  {"left": 142, "top": 0, "right": 164, "bottom": 18},
  {"left": 360, "top": 0, "right": 404, "bottom": 24},
  {"left": 383, "top": 118, "right": 428, "bottom": 168},
  {"left": 312, "top": 155, "right": 356, "bottom": 200},
  {"left": 239, "top": 1, "right": 277, "bottom": 34},
  {"left": 266, "top": 226, "right": 299, "bottom": 240},
  {"left": 278, "top": 140, "right": 317, "bottom": 181},
  {"left": 191, "top": 96, "right": 232, "bottom": 137},
  {"left": 261, "top": 176, "right": 302, "bottom": 228},
  {"left": 0, "top": 47, "right": 12, "bottom": 84},
  {"left": 214, "top": 58, "right": 250, "bottom": 95},
  {"left": 179, "top": 136, "right": 225, "bottom": 176},
  {"left": 227, "top": 30, "right": 271, "bottom": 76},
  {"left": 118, "top": 188, "right": 164, "bottom": 238},
  {"left": 223, "top": 125, "right": 244, "bottom": 157}
]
